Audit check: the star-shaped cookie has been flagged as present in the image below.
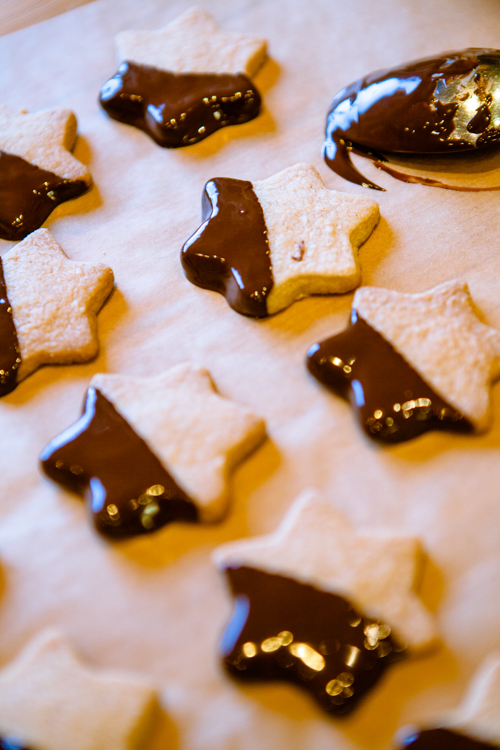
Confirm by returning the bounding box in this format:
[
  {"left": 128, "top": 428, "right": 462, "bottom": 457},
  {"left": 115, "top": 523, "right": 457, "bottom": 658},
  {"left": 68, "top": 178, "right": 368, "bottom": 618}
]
[
  {"left": 0, "top": 229, "right": 113, "bottom": 395},
  {"left": 41, "top": 362, "right": 266, "bottom": 538},
  {"left": 0, "top": 106, "right": 91, "bottom": 241},
  {"left": 0, "top": 630, "right": 157, "bottom": 750},
  {"left": 182, "top": 163, "right": 380, "bottom": 316},
  {"left": 99, "top": 7, "right": 266, "bottom": 147},
  {"left": 307, "top": 280, "right": 500, "bottom": 442},
  {"left": 213, "top": 490, "right": 436, "bottom": 715},
  {"left": 397, "top": 654, "right": 500, "bottom": 748}
]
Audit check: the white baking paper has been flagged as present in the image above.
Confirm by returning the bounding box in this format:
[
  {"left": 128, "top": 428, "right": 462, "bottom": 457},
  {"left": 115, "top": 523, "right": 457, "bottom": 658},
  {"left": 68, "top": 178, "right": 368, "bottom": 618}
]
[{"left": 1, "top": 0, "right": 500, "bottom": 747}]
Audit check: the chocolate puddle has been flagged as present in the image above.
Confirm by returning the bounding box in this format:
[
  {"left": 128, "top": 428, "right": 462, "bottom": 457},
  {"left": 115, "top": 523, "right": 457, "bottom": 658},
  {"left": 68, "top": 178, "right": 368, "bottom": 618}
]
[
  {"left": 323, "top": 48, "right": 500, "bottom": 190},
  {"left": 40, "top": 387, "right": 198, "bottom": 538},
  {"left": 181, "top": 176, "right": 272, "bottom": 316},
  {"left": 220, "top": 566, "right": 404, "bottom": 716},
  {"left": 0, "top": 257, "right": 21, "bottom": 396},
  {"left": 0, "top": 151, "right": 87, "bottom": 241},
  {"left": 306, "top": 314, "right": 472, "bottom": 443},
  {"left": 374, "top": 159, "right": 500, "bottom": 191},
  {"left": 100, "top": 61, "right": 261, "bottom": 147},
  {"left": 397, "top": 728, "right": 499, "bottom": 750}
]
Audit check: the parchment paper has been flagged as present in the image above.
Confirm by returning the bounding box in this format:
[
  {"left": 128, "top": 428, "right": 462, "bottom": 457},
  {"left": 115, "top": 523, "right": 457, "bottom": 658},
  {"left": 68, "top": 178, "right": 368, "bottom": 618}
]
[{"left": 1, "top": 0, "right": 500, "bottom": 748}]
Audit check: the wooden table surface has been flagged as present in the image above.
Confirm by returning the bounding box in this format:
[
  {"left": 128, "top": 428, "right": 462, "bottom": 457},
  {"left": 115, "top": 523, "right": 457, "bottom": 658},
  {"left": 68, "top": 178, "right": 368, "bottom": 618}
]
[{"left": 0, "top": 0, "right": 95, "bottom": 37}]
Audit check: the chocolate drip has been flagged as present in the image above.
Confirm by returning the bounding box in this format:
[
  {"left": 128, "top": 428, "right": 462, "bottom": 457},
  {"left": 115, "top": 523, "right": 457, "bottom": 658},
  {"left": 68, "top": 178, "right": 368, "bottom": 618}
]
[
  {"left": 0, "top": 151, "right": 87, "bottom": 241},
  {"left": 220, "top": 566, "right": 405, "bottom": 716},
  {"left": 374, "top": 160, "right": 500, "bottom": 191},
  {"left": 0, "top": 257, "right": 20, "bottom": 396},
  {"left": 323, "top": 48, "right": 500, "bottom": 190},
  {"left": 306, "top": 314, "right": 472, "bottom": 443},
  {"left": 181, "top": 177, "right": 272, "bottom": 316},
  {"left": 100, "top": 61, "right": 261, "bottom": 148},
  {"left": 397, "top": 728, "right": 499, "bottom": 750},
  {"left": 40, "top": 387, "right": 198, "bottom": 538}
]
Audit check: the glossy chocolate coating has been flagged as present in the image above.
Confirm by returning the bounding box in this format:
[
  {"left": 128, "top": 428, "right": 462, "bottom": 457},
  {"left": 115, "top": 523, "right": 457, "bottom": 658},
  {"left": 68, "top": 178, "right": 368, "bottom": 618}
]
[
  {"left": 40, "top": 387, "right": 198, "bottom": 538},
  {"left": 306, "top": 314, "right": 472, "bottom": 443},
  {"left": 398, "top": 728, "right": 499, "bottom": 750},
  {"left": 181, "top": 177, "right": 272, "bottom": 316},
  {"left": 221, "top": 566, "right": 404, "bottom": 716},
  {"left": 0, "top": 150, "right": 87, "bottom": 241},
  {"left": 100, "top": 61, "right": 261, "bottom": 147},
  {"left": 0, "top": 258, "right": 20, "bottom": 397},
  {"left": 323, "top": 48, "right": 500, "bottom": 190}
]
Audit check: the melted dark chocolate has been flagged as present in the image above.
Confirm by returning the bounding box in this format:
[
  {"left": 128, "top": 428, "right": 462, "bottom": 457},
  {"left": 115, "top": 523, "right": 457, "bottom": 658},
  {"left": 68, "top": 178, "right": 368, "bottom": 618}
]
[
  {"left": 306, "top": 314, "right": 472, "bottom": 443},
  {"left": 0, "top": 258, "right": 20, "bottom": 397},
  {"left": 40, "top": 387, "right": 198, "bottom": 538},
  {"left": 220, "top": 566, "right": 405, "bottom": 716},
  {"left": 181, "top": 177, "right": 272, "bottom": 317},
  {"left": 323, "top": 48, "right": 500, "bottom": 190},
  {"left": 100, "top": 61, "right": 261, "bottom": 148},
  {"left": 0, "top": 151, "right": 87, "bottom": 241},
  {"left": 398, "top": 728, "right": 499, "bottom": 750}
]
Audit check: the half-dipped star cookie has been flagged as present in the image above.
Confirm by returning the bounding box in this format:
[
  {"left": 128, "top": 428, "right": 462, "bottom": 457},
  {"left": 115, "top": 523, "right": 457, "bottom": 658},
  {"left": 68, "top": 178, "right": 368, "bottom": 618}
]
[
  {"left": 0, "top": 630, "right": 157, "bottom": 750},
  {"left": 40, "top": 363, "right": 265, "bottom": 538},
  {"left": 213, "top": 490, "right": 436, "bottom": 716},
  {"left": 181, "top": 163, "right": 379, "bottom": 316},
  {"left": 396, "top": 654, "right": 500, "bottom": 749},
  {"left": 99, "top": 7, "right": 266, "bottom": 147},
  {"left": 0, "top": 229, "right": 113, "bottom": 396},
  {"left": 0, "top": 106, "right": 91, "bottom": 241},
  {"left": 307, "top": 280, "right": 500, "bottom": 442}
]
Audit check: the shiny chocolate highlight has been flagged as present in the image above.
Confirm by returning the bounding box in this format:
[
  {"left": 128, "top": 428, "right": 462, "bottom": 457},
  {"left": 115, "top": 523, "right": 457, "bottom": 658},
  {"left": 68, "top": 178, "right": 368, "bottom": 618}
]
[
  {"left": 306, "top": 314, "right": 472, "bottom": 443},
  {"left": 221, "top": 566, "right": 404, "bottom": 716},
  {"left": 181, "top": 177, "right": 272, "bottom": 316},
  {"left": 323, "top": 48, "right": 500, "bottom": 190},
  {"left": 100, "top": 62, "right": 261, "bottom": 147},
  {"left": 40, "top": 387, "right": 198, "bottom": 538},
  {"left": 0, "top": 151, "right": 87, "bottom": 241}
]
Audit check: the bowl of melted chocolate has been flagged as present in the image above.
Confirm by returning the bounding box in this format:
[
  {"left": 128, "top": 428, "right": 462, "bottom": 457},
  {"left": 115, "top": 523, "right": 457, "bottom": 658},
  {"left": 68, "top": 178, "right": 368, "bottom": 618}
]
[{"left": 323, "top": 48, "right": 500, "bottom": 190}]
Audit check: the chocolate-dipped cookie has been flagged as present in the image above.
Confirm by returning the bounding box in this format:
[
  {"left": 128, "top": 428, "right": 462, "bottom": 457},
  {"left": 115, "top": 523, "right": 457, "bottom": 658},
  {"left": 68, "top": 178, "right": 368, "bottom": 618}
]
[
  {"left": 307, "top": 281, "right": 500, "bottom": 442},
  {"left": 213, "top": 490, "right": 436, "bottom": 715}
]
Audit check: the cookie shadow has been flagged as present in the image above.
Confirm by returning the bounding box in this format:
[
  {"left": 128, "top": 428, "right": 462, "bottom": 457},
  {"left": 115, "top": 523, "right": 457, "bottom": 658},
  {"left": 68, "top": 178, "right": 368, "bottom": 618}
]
[
  {"left": 339, "top": 644, "right": 458, "bottom": 749},
  {"left": 222, "top": 673, "right": 328, "bottom": 726},
  {"left": 358, "top": 215, "right": 395, "bottom": 283},
  {"left": 73, "top": 133, "right": 92, "bottom": 167},
  {"left": 115, "top": 437, "right": 281, "bottom": 569},
  {"left": 262, "top": 293, "right": 353, "bottom": 336},
  {"left": 418, "top": 551, "right": 445, "bottom": 615},
  {"left": 47, "top": 182, "right": 103, "bottom": 222},
  {"left": 96, "top": 285, "right": 128, "bottom": 345},
  {"left": 0, "top": 566, "right": 6, "bottom": 603},
  {"left": 147, "top": 706, "right": 180, "bottom": 750},
  {"left": 223, "top": 642, "right": 457, "bottom": 749}
]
